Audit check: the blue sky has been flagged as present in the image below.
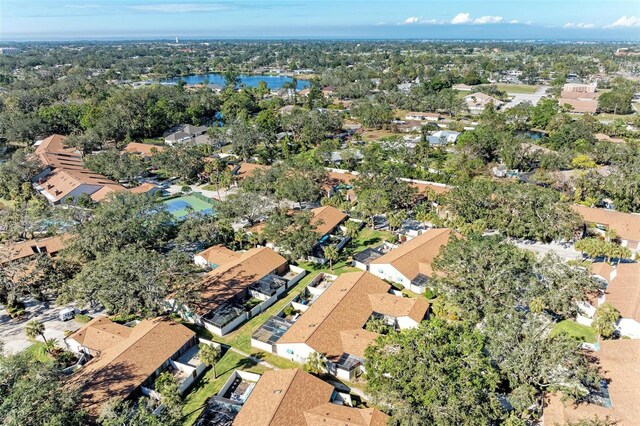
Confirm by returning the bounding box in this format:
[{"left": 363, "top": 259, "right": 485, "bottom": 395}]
[{"left": 1, "top": 0, "right": 639, "bottom": 40}]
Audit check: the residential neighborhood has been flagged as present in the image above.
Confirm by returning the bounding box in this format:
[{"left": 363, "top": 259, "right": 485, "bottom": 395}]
[{"left": 1, "top": 5, "right": 640, "bottom": 425}]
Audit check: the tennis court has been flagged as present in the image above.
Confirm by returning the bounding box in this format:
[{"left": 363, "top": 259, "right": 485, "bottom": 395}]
[{"left": 163, "top": 194, "right": 216, "bottom": 219}]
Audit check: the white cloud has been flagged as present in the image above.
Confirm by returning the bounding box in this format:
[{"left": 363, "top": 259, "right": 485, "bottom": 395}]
[
  {"left": 400, "top": 16, "right": 442, "bottom": 25},
  {"left": 403, "top": 16, "right": 422, "bottom": 24},
  {"left": 474, "top": 15, "right": 503, "bottom": 24},
  {"left": 606, "top": 16, "right": 640, "bottom": 28},
  {"left": 509, "top": 20, "right": 520, "bottom": 24},
  {"left": 450, "top": 12, "right": 503, "bottom": 25},
  {"left": 563, "top": 22, "right": 595, "bottom": 29},
  {"left": 451, "top": 12, "right": 472, "bottom": 24},
  {"left": 129, "top": 3, "right": 231, "bottom": 13}
]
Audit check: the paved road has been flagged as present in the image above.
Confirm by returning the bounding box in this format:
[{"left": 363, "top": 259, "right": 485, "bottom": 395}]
[
  {"left": 510, "top": 239, "right": 582, "bottom": 260},
  {"left": 0, "top": 300, "right": 83, "bottom": 355}
]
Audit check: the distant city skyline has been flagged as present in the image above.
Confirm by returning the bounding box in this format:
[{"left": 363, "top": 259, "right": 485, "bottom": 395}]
[{"left": 1, "top": 0, "right": 639, "bottom": 41}]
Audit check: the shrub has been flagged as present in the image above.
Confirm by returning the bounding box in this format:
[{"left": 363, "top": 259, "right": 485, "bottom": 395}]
[{"left": 74, "top": 314, "right": 92, "bottom": 324}]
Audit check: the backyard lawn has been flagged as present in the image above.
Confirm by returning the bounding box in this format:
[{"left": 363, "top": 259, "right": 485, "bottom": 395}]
[
  {"left": 551, "top": 320, "right": 597, "bottom": 344},
  {"left": 181, "top": 350, "right": 266, "bottom": 426}
]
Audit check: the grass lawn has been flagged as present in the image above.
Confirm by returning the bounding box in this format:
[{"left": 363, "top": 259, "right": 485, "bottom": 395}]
[
  {"left": 496, "top": 84, "right": 540, "bottom": 94},
  {"left": 181, "top": 349, "right": 266, "bottom": 425},
  {"left": 597, "top": 112, "right": 637, "bottom": 122},
  {"left": 23, "top": 342, "right": 52, "bottom": 363},
  {"left": 551, "top": 320, "right": 597, "bottom": 344}
]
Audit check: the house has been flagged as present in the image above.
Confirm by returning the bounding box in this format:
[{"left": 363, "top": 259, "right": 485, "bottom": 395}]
[
  {"left": 366, "top": 228, "right": 453, "bottom": 293},
  {"left": 310, "top": 206, "right": 348, "bottom": 239},
  {"left": 431, "top": 130, "right": 460, "bottom": 144},
  {"left": 122, "top": 142, "right": 165, "bottom": 159},
  {"left": 163, "top": 124, "right": 208, "bottom": 145},
  {"left": 275, "top": 271, "right": 429, "bottom": 380},
  {"left": 321, "top": 86, "right": 335, "bottom": 97},
  {"left": 231, "top": 369, "right": 389, "bottom": 426},
  {"left": 578, "top": 263, "right": 640, "bottom": 338},
  {"left": 594, "top": 133, "right": 625, "bottom": 144},
  {"left": 558, "top": 84, "right": 599, "bottom": 114},
  {"left": 1, "top": 234, "right": 70, "bottom": 264},
  {"left": 173, "top": 247, "right": 305, "bottom": 336},
  {"left": 463, "top": 92, "right": 503, "bottom": 114},
  {"left": 405, "top": 112, "right": 441, "bottom": 122},
  {"left": 229, "top": 162, "right": 271, "bottom": 181},
  {"left": 31, "top": 135, "right": 124, "bottom": 204},
  {"left": 452, "top": 83, "right": 475, "bottom": 91},
  {"left": 128, "top": 182, "right": 163, "bottom": 196},
  {"left": 543, "top": 339, "right": 640, "bottom": 425},
  {"left": 65, "top": 317, "right": 201, "bottom": 420},
  {"left": 571, "top": 205, "right": 640, "bottom": 254}
]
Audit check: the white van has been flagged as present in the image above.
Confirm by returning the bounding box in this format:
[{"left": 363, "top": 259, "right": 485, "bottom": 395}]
[{"left": 59, "top": 307, "right": 77, "bottom": 321}]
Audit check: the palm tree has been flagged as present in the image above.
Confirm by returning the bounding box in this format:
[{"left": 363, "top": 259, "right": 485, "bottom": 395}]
[
  {"left": 323, "top": 245, "right": 339, "bottom": 271},
  {"left": 199, "top": 343, "right": 222, "bottom": 379},
  {"left": 303, "top": 351, "right": 325, "bottom": 375},
  {"left": 25, "top": 319, "right": 48, "bottom": 344}
]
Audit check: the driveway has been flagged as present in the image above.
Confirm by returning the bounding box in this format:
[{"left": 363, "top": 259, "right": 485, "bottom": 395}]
[{"left": 0, "top": 299, "right": 84, "bottom": 355}]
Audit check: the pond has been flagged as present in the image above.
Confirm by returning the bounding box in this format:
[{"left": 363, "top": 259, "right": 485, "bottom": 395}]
[{"left": 160, "top": 73, "right": 310, "bottom": 90}]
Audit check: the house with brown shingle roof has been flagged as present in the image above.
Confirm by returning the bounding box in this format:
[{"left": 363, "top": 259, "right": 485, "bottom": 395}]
[
  {"left": 65, "top": 317, "right": 200, "bottom": 420},
  {"left": 122, "top": 142, "right": 165, "bottom": 159},
  {"left": 173, "top": 247, "right": 306, "bottom": 336},
  {"left": 232, "top": 369, "right": 389, "bottom": 426},
  {"left": 571, "top": 205, "right": 640, "bottom": 254},
  {"left": 1, "top": 234, "right": 70, "bottom": 264},
  {"left": 31, "top": 135, "right": 124, "bottom": 204},
  {"left": 275, "top": 271, "right": 429, "bottom": 381},
  {"left": 310, "top": 205, "right": 348, "bottom": 238},
  {"left": 577, "top": 263, "right": 640, "bottom": 339},
  {"left": 543, "top": 339, "right": 640, "bottom": 426},
  {"left": 366, "top": 228, "right": 453, "bottom": 293}
]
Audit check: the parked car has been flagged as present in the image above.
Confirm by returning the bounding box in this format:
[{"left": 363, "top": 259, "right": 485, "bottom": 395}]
[{"left": 59, "top": 307, "right": 79, "bottom": 321}]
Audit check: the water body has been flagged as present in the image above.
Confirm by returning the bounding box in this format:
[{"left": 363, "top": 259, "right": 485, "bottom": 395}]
[{"left": 161, "top": 73, "right": 310, "bottom": 90}]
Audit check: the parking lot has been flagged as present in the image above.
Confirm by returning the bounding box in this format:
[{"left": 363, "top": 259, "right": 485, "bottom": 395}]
[{"left": 0, "top": 299, "right": 84, "bottom": 355}]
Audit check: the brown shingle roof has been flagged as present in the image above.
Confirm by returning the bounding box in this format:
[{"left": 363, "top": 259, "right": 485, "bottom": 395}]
[
  {"left": 543, "top": 339, "right": 640, "bottom": 426},
  {"left": 311, "top": 206, "right": 348, "bottom": 236},
  {"left": 605, "top": 263, "right": 640, "bottom": 322},
  {"left": 278, "top": 271, "right": 428, "bottom": 359},
  {"left": 128, "top": 182, "right": 159, "bottom": 195},
  {"left": 34, "top": 135, "right": 124, "bottom": 202},
  {"left": 122, "top": 142, "right": 165, "bottom": 158},
  {"left": 230, "top": 162, "right": 271, "bottom": 179},
  {"left": 34, "top": 134, "right": 84, "bottom": 170},
  {"left": 192, "top": 247, "right": 288, "bottom": 315},
  {"left": 234, "top": 369, "right": 389, "bottom": 426},
  {"left": 1, "top": 234, "right": 70, "bottom": 263},
  {"left": 558, "top": 98, "right": 598, "bottom": 113},
  {"left": 195, "top": 244, "right": 241, "bottom": 266},
  {"left": 67, "top": 318, "right": 194, "bottom": 417},
  {"left": 371, "top": 228, "right": 453, "bottom": 281},
  {"left": 66, "top": 316, "right": 132, "bottom": 354},
  {"left": 590, "top": 262, "right": 615, "bottom": 281},
  {"left": 571, "top": 205, "right": 640, "bottom": 242}
]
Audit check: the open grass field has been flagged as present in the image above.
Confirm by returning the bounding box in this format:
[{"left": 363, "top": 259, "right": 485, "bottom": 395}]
[
  {"left": 496, "top": 84, "right": 540, "bottom": 94},
  {"left": 551, "top": 320, "right": 597, "bottom": 344}
]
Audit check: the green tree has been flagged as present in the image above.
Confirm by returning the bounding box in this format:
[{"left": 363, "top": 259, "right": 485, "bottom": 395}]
[
  {"left": 303, "top": 351, "right": 325, "bottom": 375},
  {"left": 323, "top": 245, "right": 339, "bottom": 271},
  {"left": 592, "top": 303, "right": 620, "bottom": 339},
  {"left": 199, "top": 343, "right": 222, "bottom": 379},
  {"left": 68, "top": 192, "right": 175, "bottom": 260},
  {"left": 63, "top": 247, "right": 195, "bottom": 316},
  {"left": 25, "top": 319, "right": 47, "bottom": 344},
  {"left": 365, "top": 319, "right": 502, "bottom": 426},
  {"left": 263, "top": 209, "right": 318, "bottom": 261},
  {"left": 0, "top": 350, "right": 86, "bottom": 425}
]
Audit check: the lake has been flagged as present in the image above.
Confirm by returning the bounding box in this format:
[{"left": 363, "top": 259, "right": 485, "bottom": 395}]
[{"left": 160, "top": 73, "right": 310, "bottom": 90}]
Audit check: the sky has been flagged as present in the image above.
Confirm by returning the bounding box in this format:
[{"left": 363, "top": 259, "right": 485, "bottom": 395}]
[{"left": 1, "top": 0, "right": 639, "bottom": 41}]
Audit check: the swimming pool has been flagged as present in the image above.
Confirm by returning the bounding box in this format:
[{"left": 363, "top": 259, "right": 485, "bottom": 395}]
[{"left": 163, "top": 194, "right": 216, "bottom": 219}]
